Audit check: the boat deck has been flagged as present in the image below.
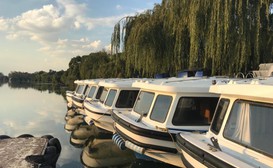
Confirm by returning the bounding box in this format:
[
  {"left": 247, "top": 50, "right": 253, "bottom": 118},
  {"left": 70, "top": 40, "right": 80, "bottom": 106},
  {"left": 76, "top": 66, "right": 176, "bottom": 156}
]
[{"left": 0, "top": 137, "right": 48, "bottom": 168}]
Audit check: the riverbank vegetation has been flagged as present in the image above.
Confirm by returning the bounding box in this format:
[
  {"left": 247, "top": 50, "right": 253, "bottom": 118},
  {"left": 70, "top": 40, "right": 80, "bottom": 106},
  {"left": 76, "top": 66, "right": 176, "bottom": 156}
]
[
  {"left": 5, "top": 0, "right": 273, "bottom": 88},
  {"left": 111, "top": 0, "right": 273, "bottom": 76}
]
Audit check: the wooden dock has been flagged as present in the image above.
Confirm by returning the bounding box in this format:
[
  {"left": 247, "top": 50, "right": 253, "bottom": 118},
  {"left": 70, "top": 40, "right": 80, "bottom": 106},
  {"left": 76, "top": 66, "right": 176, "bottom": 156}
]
[{"left": 0, "top": 137, "right": 48, "bottom": 168}]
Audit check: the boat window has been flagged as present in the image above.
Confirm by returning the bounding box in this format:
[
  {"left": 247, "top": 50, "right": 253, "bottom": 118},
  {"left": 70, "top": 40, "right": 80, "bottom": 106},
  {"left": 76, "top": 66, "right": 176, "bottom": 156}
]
[
  {"left": 99, "top": 88, "right": 109, "bottom": 103},
  {"left": 95, "top": 86, "right": 104, "bottom": 99},
  {"left": 210, "top": 98, "right": 230, "bottom": 134},
  {"left": 134, "top": 91, "right": 155, "bottom": 116},
  {"left": 87, "top": 86, "right": 97, "bottom": 98},
  {"left": 116, "top": 90, "right": 139, "bottom": 108},
  {"left": 74, "top": 85, "right": 79, "bottom": 92},
  {"left": 224, "top": 100, "right": 273, "bottom": 156},
  {"left": 172, "top": 97, "right": 219, "bottom": 126},
  {"left": 105, "top": 89, "right": 117, "bottom": 107},
  {"left": 150, "top": 95, "right": 172, "bottom": 123},
  {"left": 75, "top": 85, "right": 84, "bottom": 94},
  {"left": 84, "top": 85, "right": 90, "bottom": 96}
]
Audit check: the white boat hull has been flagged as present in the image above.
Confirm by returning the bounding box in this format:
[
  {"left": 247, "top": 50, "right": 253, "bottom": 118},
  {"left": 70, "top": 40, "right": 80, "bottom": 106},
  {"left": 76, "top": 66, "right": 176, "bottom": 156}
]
[{"left": 114, "top": 123, "right": 184, "bottom": 167}]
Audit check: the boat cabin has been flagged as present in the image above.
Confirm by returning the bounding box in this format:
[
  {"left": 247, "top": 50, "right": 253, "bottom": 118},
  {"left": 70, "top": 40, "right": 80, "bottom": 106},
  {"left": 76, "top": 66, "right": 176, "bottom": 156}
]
[
  {"left": 84, "top": 79, "right": 139, "bottom": 133},
  {"left": 176, "top": 78, "right": 273, "bottom": 168},
  {"left": 112, "top": 77, "right": 226, "bottom": 167},
  {"left": 66, "top": 79, "right": 86, "bottom": 106},
  {"left": 71, "top": 79, "right": 99, "bottom": 111}
]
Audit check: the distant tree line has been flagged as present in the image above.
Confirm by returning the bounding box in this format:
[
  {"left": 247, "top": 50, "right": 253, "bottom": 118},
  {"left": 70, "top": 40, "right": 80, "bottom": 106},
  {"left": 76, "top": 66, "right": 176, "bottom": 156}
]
[
  {"left": 7, "top": 51, "right": 114, "bottom": 89},
  {"left": 5, "top": 0, "right": 273, "bottom": 88},
  {"left": 8, "top": 70, "right": 64, "bottom": 84}
]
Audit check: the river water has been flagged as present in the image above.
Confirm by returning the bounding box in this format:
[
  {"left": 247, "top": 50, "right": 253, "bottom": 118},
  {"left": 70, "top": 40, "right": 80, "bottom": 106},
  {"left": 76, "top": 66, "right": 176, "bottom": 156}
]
[{"left": 0, "top": 83, "right": 178, "bottom": 168}]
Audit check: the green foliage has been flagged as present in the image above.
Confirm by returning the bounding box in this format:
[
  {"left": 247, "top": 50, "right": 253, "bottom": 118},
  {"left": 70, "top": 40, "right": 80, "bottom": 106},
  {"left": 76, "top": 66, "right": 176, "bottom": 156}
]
[{"left": 111, "top": 0, "right": 273, "bottom": 76}]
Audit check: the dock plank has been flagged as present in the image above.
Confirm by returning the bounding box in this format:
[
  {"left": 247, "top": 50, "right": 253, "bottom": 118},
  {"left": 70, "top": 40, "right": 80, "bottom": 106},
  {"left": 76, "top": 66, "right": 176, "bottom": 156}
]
[{"left": 0, "top": 137, "right": 48, "bottom": 168}]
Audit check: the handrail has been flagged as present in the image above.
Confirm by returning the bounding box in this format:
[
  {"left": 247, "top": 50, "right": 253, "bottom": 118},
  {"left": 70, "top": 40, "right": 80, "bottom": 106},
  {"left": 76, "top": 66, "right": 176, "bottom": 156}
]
[{"left": 235, "top": 72, "right": 245, "bottom": 78}]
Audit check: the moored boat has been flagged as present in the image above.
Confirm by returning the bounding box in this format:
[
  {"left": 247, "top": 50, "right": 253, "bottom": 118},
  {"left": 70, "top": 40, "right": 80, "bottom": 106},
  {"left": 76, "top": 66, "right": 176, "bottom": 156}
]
[
  {"left": 66, "top": 80, "right": 85, "bottom": 109},
  {"left": 71, "top": 80, "right": 93, "bottom": 112},
  {"left": 112, "top": 77, "right": 226, "bottom": 167},
  {"left": 84, "top": 79, "right": 139, "bottom": 133},
  {"left": 176, "top": 78, "right": 273, "bottom": 168}
]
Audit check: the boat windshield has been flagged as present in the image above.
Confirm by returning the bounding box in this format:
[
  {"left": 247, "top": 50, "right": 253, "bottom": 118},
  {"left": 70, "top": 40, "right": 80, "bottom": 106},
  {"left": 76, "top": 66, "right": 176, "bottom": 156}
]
[
  {"left": 210, "top": 98, "right": 230, "bottom": 134},
  {"left": 134, "top": 91, "right": 155, "bottom": 116},
  {"left": 150, "top": 95, "right": 173, "bottom": 123},
  {"left": 84, "top": 85, "right": 91, "bottom": 96},
  {"left": 224, "top": 100, "right": 273, "bottom": 157},
  {"left": 74, "top": 85, "right": 79, "bottom": 92},
  {"left": 172, "top": 97, "right": 219, "bottom": 126},
  {"left": 105, "top": 89, "right": 117, "bottom": 107},
  {"left": 95, "top": 86, "right": 104, "bottom": 99},
  {"left": 87, "top": 86, "right": 97, "bottom": 98},
  {"left": 115, "top": 90, "right": 139, "bottom": 108},
  {"left": 99, "top": 88, "right": 109, "bottom": 103},
  {"left": 75, "top": 85, "right": 84, "bottom": 94}
]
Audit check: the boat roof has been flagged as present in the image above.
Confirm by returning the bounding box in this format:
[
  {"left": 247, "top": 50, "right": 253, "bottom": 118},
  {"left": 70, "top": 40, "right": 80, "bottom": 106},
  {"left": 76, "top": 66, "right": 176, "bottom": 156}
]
[
  {"left": 98, "top": 78, "right": 140, "bottom": 88},
  {"left": 132, "top": 77, "right": 229, "bottom": 94},
  {"left": 74, "top": 79, "right": 90, "bottom": 84},
  {"left": 252, "top": 63, "right": 273, "bottom": 77},
  {"left": 209, "top": 78, "right": 273, "bottom": 99},
  {"left": 74, "top": 79, "right": 104, "bottom": 85},
  {"left": 85, "top": 79, "right": 103, "bottom": 85},
  {"left": 74, "top": 80, "right": 83, "bottom": 84}
]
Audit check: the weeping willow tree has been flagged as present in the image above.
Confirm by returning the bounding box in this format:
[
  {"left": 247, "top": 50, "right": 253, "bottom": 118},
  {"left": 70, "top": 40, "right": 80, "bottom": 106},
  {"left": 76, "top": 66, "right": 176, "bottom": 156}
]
[
  {"left": 111, "top": 0, "right": 273, "bottom": 77},
  {"left": 111, "top": 16, "right": 136, "bottom": 77}
]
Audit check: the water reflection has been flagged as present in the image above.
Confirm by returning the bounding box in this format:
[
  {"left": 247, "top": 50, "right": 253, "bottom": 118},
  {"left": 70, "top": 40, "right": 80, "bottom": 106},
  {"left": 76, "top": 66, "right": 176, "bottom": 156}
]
[
  {"left": 65, "top": 111, "right": 180, "bottom": 168},
  {"left": 7, "top": 82, "right": 68, "bottom": 99},
  {"left": 0, "top": 81, "right": 6, "bottom": 87},
  {"left": 0, "top": 83, "right": 179, "bottom": 168},
  {"left": 70, "top": 125, "right": 112, "bottom": 148},
  {"left": 0, "top": 83, "right": 82, "bottom": 167},
  {"left": 81, "top": 137, "right": 135, "bottom": 168},
  {"left": 65, "top": 113, "right": 135, "bottom": 168}
]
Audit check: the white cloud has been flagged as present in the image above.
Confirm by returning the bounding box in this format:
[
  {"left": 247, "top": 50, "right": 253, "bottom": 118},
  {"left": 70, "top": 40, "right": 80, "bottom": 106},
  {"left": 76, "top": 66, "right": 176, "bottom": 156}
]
[
  {"left": 79, "top": 37, "right": 89, "bottom": 42},
  {"left": 0, "top": 0, "right": 144, "bottom": 74},
  {"left": 56, "top": 38, "right": 68, "bottom": 47},
  {"left": 81, "top": 40, "right": 101, "bottom": 49},
  {"left": 0, "top": 0, "right": 118, "bottom": 53},
  {"left": 38, "top": 46, "right": 51, "bottom": 52},
  {"left": 16, "top": 4, "right": 63, "bottom": 32},
  {"left": 73, "top": 21, "right": 81, "bottom": 29},
  {"left": 1, "top": 0, "right": 90, "bottom": 43},
  {"left": 57, "top": 0, "right": 87, "bottom": 17},
  {"left": 116, "top": 5, "right": 122, "bottom": 10},
  {"left": 6, "top": 33, "right": 18, "bottom": 40},
  {"left": 0, "top": 17, "right": 9, "bottom": 31},
  {"left": 104, "top": 44, "right": 111, "bottom": 53},
  {"left": 87, "top": 15, "right": 123, "bottom": 28}
]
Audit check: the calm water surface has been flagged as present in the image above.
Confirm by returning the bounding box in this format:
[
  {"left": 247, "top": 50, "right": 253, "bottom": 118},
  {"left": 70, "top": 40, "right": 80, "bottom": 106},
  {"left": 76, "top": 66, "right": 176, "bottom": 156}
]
[
  {"left": 0, "top": 83, "right": 83, "bottom": 167},
  {"left": 0, "top": 83, "right": 178, "bottom": 168}
]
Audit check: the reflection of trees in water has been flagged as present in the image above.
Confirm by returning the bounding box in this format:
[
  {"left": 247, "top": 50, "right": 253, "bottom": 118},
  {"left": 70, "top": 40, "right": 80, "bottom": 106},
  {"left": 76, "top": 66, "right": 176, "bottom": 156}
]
[
  {"left": 0, "top": 75, "right": 8, "bottom": 87},
  {"left": 8, "top": 82, "right": 67, "bottom": 99},
  {"left": 0, "top": 82, "right": 4, "bottom": 87}
]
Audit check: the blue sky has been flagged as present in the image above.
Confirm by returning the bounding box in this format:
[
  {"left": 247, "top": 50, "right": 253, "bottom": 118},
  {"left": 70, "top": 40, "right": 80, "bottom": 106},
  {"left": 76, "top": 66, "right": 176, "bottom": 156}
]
[{"left": 0, "top": 0, "right": 161, "bottom": 75}]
